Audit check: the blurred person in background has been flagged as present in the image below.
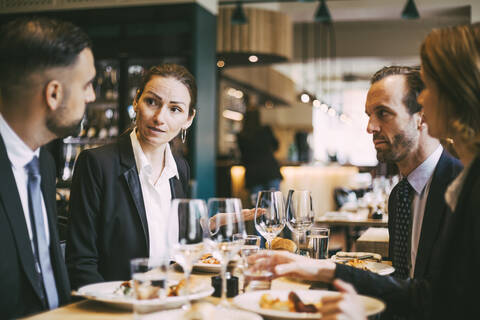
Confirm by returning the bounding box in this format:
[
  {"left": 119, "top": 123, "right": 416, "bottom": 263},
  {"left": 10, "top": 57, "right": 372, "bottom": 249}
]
[
  {"left": 237, "top": 105, "right": 283, "bottom": 206},
  {"left": 0, "top": 17, "right": 96, "bottom": 318},
  {"left": 250, "top": 22, "right": 480, "bottom": 320}
]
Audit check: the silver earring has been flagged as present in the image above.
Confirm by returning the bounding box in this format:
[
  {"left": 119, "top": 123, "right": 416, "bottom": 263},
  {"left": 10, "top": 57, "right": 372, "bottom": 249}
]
[{"left": 181, "top": 128, "right": 187, "bottom": 143}]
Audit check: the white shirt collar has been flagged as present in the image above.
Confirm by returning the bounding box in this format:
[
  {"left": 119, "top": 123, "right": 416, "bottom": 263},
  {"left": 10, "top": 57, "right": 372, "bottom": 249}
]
[
  {"left": 406, "top": 145, "right": 443, "bottom": 194},
  {"left": 129, "top": 129, "right": 179, "bottom": 180},
  {"left": 0, "top": 113, "right": 40, "bottom": 169}
]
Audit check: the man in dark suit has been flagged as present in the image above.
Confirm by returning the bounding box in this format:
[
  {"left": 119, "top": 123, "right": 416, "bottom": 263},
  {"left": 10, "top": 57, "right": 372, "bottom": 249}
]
[
  {"left": 338, "top": 66, "right": 462, "bottom": 318},
  {"left": 252, "top": 66, "right": 462, "bottom": 319},
  {"left": 0, "top": 17, "right": 96, "bottom": 318}
]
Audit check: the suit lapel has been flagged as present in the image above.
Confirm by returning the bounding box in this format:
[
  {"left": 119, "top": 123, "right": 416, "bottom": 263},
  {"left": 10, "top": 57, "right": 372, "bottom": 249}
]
[
  {"left": 39, "top": 148, "right": 70, "bottom": 303},
  {"left": 414, "top": 152, "right": 455, "bottom": 277},
  {"left": 170, "top": 176, "right": 186, "bottom": 240},
  {"left": 0, "top": 135, "right": 45, "bottom": 303},
  {"left": 118, "top": 133, "right": 150, "bottom": 252}
]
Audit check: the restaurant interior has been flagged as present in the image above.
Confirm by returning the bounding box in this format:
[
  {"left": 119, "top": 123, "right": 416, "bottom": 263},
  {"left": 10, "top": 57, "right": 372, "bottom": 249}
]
[{"left": 1, "top": 0, "right": 479, "bottom": 318}]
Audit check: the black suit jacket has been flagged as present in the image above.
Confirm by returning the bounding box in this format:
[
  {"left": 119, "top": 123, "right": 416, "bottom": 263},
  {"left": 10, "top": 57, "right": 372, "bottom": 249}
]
[
  {"left": 335, "top": 150, "right": 462, "bottom": 318},
  {"left": 0, "top": 135, "right": 70, "bottom": 319},
  {"left": 431, "top": 154, "right": 480, "bottom": 319},
  {"left": 388, "top": 150, "right": 462, "bottom": 278},
  {"left": 66, "top": 133, "right": 190, "bottom": 290}
]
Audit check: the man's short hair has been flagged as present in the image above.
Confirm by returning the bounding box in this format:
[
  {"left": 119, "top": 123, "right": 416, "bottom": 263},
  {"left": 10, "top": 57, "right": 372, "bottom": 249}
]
[
  {"left": 0, "top": 17, "right": 92, "bottom": 102},
  {"left": 370, "top": 66, "right": 424, "bottom": 115}
]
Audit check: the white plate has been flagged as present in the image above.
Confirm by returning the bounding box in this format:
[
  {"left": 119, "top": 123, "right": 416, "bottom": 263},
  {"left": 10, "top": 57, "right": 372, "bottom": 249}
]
[
  {"left": 75, "top": 281, "right": 214, "bottom": 310},
  {"left": 332, "top": 256, "right": 395, "bottom": 276},
  {"left": 233, "top": 289, "right": 385, "bottom": 320},
  {"left": 192, "top": 256, "right": 240, "bottom": 272},
  {"left": 140, "top": 306, "right": 263, "bottom": 320}
]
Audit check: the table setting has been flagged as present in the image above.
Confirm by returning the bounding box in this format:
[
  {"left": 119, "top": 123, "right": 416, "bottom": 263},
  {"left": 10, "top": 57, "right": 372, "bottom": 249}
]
[{"left": 25, "top": 191, "right": 387, "bottom": 320}]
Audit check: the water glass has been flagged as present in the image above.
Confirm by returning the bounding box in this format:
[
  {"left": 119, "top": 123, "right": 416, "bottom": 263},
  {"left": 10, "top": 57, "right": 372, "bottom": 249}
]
[
  {"left": 286, "top": 189, "right": 314, "bottom": 253},
  {"left": 307, "top": 227, "right": 330, "bottom": 259},
  {"left": 130, "top": 258, "right": 168, "bottom": 319},
  {"left": 244, "top": 254, "right": 273, "bottom": 292}
]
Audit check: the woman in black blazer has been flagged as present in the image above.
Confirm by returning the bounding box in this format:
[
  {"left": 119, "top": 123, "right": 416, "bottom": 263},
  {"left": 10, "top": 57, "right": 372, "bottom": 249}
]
[{"left": 66, "top": 64, "right": 197, "bottom": 290}]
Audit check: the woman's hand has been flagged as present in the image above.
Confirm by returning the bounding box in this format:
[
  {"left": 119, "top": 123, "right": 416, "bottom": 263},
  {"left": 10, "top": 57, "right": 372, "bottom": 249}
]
[
  {"left": 319, "top": 279, "right": 366, "bottom": 320},
  {"left": 208, "top": 208, "right": 260, "bottom": 231},
  {"left": 247, "top": 250, "right": 336, "bottom": 282}
]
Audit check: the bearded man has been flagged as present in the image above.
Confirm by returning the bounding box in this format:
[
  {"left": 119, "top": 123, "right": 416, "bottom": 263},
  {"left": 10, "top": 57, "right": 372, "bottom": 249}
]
[{"left": 0, "top": 17, "right": 96, "bottom": 318}]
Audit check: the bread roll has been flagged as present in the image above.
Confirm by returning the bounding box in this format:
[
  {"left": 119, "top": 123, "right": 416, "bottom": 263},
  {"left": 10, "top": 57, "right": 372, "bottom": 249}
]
[{"left": 271, "top": 237, "right": 297, "bottom": 253}]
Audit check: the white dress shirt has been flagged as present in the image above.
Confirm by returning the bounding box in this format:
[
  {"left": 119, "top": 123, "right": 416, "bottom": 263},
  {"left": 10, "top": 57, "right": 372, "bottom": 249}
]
[
  {"left": 130, "top": 129, "right": 179, "bottom": 265},
  {"left": 0, "top": 114, "right": 50, "bottom": 246},
  {"left": 405, "top": 145, "right": 443, "bottom": 277}
]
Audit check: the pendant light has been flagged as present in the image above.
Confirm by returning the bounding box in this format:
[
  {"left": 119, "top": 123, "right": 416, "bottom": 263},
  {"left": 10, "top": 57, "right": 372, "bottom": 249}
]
[
  {"left": 314, "top": 0, "right": 331, "bottom": 23},
  {"left": 231, "top": 1, "right": 248, "bottom": 25},
  {"left": 402, "top": 0, "right": 420, "bottom": 19}
]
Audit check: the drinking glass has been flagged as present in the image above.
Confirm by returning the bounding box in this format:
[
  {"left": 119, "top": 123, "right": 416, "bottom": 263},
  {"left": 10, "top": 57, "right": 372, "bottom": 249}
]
[
  {"left": 169, "top": 199, "right": 208, "bottom": 310},
  {"left": 130, "top": 258, "right": 168, "bottom": 319},
  {"left": 254, "top": 191, "right": 285, "bottom": 250},
  {"left": 205, "top": 198, "right": 246, "bottom": 308},
  {"left": 286, "top": 189, "right": 314, "bottom": 254},
  {"left": 233, "top": 234, "right": 261, "bottom": 292},
  {"left": 307, "top": 226, "right": 330, "bottom": 259}
]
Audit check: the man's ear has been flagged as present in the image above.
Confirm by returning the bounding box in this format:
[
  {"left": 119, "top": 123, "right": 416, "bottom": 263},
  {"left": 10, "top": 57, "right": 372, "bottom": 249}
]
[
  {"left": 417, "top": 111, "right": 427, "bottom": 130},
  {"left": 45, "top": 80, "right": 63, "bottom": 111}
]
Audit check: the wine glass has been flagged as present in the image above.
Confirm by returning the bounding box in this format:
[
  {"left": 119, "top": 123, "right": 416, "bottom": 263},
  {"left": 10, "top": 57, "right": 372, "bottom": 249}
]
[
  {"left": 205, "top": 198, "right": 246, "bottom": 307},
  {"left": 254, "top": 190, "right": 285, "bottom": 250},
  {"left": 169, "top": 199, "right": 208, "bottom": 310},
  {"left": 286, "top": 189, "right": 314, "bottom": 254}
]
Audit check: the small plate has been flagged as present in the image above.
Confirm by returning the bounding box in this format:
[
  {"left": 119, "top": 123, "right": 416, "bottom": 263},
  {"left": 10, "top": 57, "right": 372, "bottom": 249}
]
[
  {"left": 75, "top": 281, "right": 214, "bottom": 310},
  {"left": 233, "top": 289, "right": 385, "bottom": 320},
  {"left": 332, "top": 255, "right": 395, "bottom": 275}
]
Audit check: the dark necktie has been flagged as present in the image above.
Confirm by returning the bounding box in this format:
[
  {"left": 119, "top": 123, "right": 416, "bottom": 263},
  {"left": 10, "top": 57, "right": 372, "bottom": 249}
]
[
  {"left": 25, "top": 156, "right": 59, "bottom": 309},
  {"left": 393, "top": 178, "right": 413, "bottom": 279}
]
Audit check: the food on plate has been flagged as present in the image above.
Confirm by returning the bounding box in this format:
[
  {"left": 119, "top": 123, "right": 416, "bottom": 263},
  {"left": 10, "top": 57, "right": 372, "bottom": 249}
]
[
  {"left": 199, "top": 253, "right": 220, "bottom": 264},
  {"left": 339, "top": 258, "right": 371, "bottom": 271},
  {"left": 259, "top": 291, "right": 322, "bottom": 313},
  {"left": 271, "top": 237, "right": 297, "bottom": 253},
  {"left": 335, "top": 251, "right": 382, "bottom": 262},
  {"left": 113, "top": 279, "right": 186, "bottom": 299}
]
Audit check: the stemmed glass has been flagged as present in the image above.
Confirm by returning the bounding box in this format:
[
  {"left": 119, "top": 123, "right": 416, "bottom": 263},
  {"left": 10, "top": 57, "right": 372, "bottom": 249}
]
[
  {"left": 254, "top": 190, "right": 285, "bottom": 250},
  {"left": 286, "top": 189, "right": 314, "bottom": 254},
  {"left": 169, "top": 199, "right": 208, "bottom": 310},
  {"left": 205, "top": 198, "right": 246, "bottom": 308}
]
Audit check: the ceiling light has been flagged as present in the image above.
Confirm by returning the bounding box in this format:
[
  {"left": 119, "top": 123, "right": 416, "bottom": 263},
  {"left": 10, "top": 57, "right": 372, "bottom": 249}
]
[
  {"left": 320, "top": 103, "right": 329, "bottom": 112},
  {"left": 402, "top": 0, "right": 420, "bottom": 19},
  {"left": 223, "top": 109, "right": 244, "bottom": 121},
  {"left": 217, "top": 60, "right": 225, "bottom": 68},
  {"left": 248, "top": 55, "right": 258, "bottom": 63},
  {"left": 231, "top": 2, "right": 248, "bottom": 25},
  {"left": 314, "top": 0, "right": 332, "bottom": 23},
  {"left": 327, "top": 108, "right": 336, "bottom": 117},
  {"left": 300, "top": 93, "right": 311, "bottom": 104}
]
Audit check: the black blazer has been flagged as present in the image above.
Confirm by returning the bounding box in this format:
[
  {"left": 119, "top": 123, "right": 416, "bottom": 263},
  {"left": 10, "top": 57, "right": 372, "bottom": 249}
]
[
  {"left": 0, "top": 135, "right": 70, "bottom": 319},
  {"left": 388, "top": 150, "right": 462, "bottom": 278},
  {"left": 66, "top": 132, "right": 190, "bottom": 290},
  {"left": 431, "top": 154, "right": 480, "bottom": 319},
  {"left": 335, "top": 150, "right": 462, "bottom": 319}
]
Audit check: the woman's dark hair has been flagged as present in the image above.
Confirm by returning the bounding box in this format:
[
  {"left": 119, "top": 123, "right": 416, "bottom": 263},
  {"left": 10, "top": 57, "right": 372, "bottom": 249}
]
[
  {"left": 135, "top": 63, "right": 197, "bottom": 116},
  {"left": 0, "top": 17, "right": 91, "bottom": 102}
]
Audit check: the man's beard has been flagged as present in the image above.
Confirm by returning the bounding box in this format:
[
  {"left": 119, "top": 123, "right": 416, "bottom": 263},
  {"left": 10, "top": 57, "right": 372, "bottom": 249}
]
[
  {"left": 375, "top": 133, "right": 415, "bottom": 163},
  {"left": 46, "top": 93, "right": 83, "bottom": 138}
]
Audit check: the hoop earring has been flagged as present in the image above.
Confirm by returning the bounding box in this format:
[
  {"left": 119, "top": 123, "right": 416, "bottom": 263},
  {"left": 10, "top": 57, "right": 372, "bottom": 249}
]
[{"left": 181, "top": 128, "right": 187, "bottom": 143}]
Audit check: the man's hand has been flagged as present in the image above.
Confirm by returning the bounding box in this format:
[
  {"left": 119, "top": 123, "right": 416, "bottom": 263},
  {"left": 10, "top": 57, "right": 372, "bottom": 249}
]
[{"left": 247, "top": 250, "right": 336, "bottom": 282}]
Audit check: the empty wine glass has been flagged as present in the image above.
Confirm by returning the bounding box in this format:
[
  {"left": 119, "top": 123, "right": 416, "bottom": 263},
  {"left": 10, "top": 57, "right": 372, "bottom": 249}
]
[
  {"left": 205, "top": 198, "right": 246, "bottom": 308},
  {"left": 169, "top": 199, "right": 208, "bottom": 310},
  {"left": 254, "top": 190, "right": 285, "bottom": 250},
  {"left": 286, "top": 189, "right": 314, "bottom": 254}
]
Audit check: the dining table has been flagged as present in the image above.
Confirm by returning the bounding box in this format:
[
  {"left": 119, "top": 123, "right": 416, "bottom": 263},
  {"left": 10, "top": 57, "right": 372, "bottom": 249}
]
[
  {"left": 22, "top": 268, "right": 314, "bottom": 320},
  {"left": 316, "top": 209, "right": 388, "bottom": 251}
]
